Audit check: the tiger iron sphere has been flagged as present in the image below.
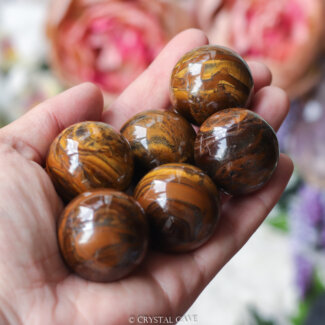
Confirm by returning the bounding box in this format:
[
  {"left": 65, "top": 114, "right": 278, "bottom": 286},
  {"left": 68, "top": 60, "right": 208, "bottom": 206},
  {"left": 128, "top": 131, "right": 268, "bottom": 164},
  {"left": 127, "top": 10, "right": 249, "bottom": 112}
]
[
  {"left": 194, "top": 108, "right": 279, "bottom": 195},
  {"left": 58, "top": 189, "right": 148, "bottom": 282},
  {"left": 134, "top": 163, "right": 220, "bottom": 253},
  {"left": 120, "top": 110, "right": 196, "bottom": 171},
  {"left": 46, "top": 121, "right": 134, "bottom": 202},
  {"left": 170, "top": 45, "right": 254, "bottom": 125}
]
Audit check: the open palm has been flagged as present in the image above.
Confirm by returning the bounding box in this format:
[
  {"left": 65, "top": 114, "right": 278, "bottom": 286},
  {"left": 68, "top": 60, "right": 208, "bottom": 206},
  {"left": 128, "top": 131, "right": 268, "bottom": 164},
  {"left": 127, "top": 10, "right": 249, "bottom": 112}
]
[{"left": 0, "top": 29, "right": 293, "bottom": 325}]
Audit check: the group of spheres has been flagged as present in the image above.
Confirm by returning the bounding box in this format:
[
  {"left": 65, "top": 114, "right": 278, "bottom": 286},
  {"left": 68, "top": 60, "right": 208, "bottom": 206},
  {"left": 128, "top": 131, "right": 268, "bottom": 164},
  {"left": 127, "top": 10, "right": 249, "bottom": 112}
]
[{"left": 46, "top": 45, "right": 279, "bottom": 282}]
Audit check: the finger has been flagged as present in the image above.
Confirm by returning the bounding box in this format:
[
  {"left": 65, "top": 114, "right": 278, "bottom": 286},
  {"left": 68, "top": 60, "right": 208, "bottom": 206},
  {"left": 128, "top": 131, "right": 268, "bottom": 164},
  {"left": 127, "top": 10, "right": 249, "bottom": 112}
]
[
  {"left": 247, "top": 61, "right": 273, "bottom": 93},
  {"left": 192, "top": 154, "right": 293, "bottom": 283},
  {"left": 0, "top": 83, "right": 103, "bottom": 164},
  {"left": 252, "top": 86, "right": 290, "bottom": 131},
  {"left": 103, "top": 29, "right": 209, "bottom": 130}
]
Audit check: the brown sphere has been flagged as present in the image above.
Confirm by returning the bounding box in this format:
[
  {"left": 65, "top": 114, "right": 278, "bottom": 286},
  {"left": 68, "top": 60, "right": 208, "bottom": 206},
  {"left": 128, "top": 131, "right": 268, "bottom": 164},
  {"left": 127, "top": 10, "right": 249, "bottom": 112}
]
[
  {"left": 170, "top": 45, "right": 254, "bottom": 125},
  {"left": 134, "top": 163, "right": 220, "bottom": 253},
  {"left": 57, "top": 189, "right": 148, "bottom": 282},
  {"left": 120, "top": 110, "right": 196, "bottom": 171},
  {"left": 46, "top": 121, "right": 134, "bottom": 201},
  {"left": 194, "top": 108, "right": 279, "bottom": 195}
]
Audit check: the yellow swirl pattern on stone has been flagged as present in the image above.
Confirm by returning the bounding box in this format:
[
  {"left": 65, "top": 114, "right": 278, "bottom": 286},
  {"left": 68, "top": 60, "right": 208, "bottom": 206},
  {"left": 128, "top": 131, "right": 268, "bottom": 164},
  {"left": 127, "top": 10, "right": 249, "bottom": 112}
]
[
  {"left": 46, "top": 121, "right": 134, "bottom": 201},
  {"left": 58, "top": 189, "right": 148, "bottom": 282},
  {"left": 134, "top": 163, "right": 220, "bottom": 253},
  {"left": 170, "top": 45, "right": 254, "bottom": 125},
  {"left": 120, "top": 110, "right": 196, "bottom": 171},
  {"left": 195, "top": 108, "right": 279, "bottom": 195}
]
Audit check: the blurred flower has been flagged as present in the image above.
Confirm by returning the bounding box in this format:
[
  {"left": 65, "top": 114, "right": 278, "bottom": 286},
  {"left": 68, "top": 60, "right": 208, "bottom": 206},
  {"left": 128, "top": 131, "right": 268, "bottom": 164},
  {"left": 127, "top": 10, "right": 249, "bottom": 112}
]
[
  {"left": 47, "top": 0, "right": 195, "bottom": 99},
  {"left": 196, "top": 0, "right": 325, "bottom": 99},
  {"left": 287, "top": 71, "right": 325, "bottom": 188},
  {"left": 0, "top": 36, "right": 17, "bottom": 73},
  {"left": 0, "top": 1, "right": 62, "bottom": 123},
  {"left": 289, "top": 184, "right": 325, "bottom": 297},
  {"left": 289, "top": 185, "right": 324, "bottom": 250},
  {"left": 277, "top": 100, "right": 300, "bottom": 152},
  {"left": 295, "top": 254, "right": 314, "bottom": 298},
  {"left": 0, "top": 65, "right": 63, "bottom": 121}
]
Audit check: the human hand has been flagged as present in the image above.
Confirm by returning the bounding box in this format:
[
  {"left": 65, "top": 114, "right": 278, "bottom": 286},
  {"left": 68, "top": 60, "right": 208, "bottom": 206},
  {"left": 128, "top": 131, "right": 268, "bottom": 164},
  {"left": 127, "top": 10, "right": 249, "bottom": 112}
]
[{"left": 0, "top": 29, "right": 293, "bottom": 325}]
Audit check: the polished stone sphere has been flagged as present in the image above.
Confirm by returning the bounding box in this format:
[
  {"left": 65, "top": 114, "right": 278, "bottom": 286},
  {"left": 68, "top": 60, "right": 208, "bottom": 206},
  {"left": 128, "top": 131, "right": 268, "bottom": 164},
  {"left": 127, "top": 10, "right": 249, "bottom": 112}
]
[
  {"left": 194, "top": 108, "right": 279, "bottom": 195},
  {"left": 120, "top": 110, "right": 196, "bottom": 171},
  {"left": 46, "top": 121, "right": 134, "bottom": 201},
  {"left": 170, "top": 45, "right": 254, "bottom": 125},
  {"left": 134, "top": 163, "right": 220, "bottom": 253},
  {"left": 57, "top": 189, "right": 148, "bottom": 282}
]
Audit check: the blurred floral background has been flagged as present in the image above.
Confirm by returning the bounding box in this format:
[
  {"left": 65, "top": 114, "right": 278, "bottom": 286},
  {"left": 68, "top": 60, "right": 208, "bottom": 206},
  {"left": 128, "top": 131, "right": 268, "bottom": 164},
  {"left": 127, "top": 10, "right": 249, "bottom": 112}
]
[{"left": 1, "top": 0, "right": 325, "bottom": 324}]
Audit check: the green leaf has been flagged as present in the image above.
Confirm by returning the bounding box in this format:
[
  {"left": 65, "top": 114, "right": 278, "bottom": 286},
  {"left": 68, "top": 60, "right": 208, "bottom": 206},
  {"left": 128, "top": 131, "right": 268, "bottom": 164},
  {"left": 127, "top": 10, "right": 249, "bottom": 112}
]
[
  {"left": 248, "top": 307, "right": 276, "bottom": 325},
  {"left": 267, "top": 210, "right": 289, "bottom": 232}
]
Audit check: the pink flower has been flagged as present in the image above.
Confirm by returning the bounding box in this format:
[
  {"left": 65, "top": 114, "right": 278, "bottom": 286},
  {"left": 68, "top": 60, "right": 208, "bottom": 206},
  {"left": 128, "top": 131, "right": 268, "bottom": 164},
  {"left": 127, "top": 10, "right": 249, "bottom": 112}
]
[
  {"left": 47, "top": 0, "right": 194, "bottom": 97},
  {"left": 196, "top": 0, "right": 325, "bottom": 98}
]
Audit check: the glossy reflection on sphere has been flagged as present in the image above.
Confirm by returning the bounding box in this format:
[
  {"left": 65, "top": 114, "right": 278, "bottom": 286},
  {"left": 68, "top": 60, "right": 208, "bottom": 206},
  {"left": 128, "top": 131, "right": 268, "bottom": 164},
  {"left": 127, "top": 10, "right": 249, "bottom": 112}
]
[
  {"left": 170, "top": 45, "right": 254, "bottom": 125},
  {"left": 46, "top": 121, "right": 134, "bottom": 201},
  {"left": 58, "top": 189, "right": 148, "bottom": 282},
  {"left": 120, "top": 110, "right": 196, "bottom": 171},
  {"left": 134, "top": 163, "right": 220, "bottom": 253},
  {"left": 195, "top": 108, "right": 279, "bottom": 195}
]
